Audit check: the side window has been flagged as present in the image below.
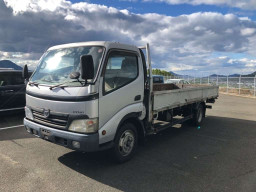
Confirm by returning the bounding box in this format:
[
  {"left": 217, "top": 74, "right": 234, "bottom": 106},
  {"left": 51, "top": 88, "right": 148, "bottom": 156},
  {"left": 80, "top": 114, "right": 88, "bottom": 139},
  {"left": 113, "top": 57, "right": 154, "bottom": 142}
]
[
  {"left": 104, "top": 52, "right": 138, "bottom": 93},
  {"left": 12, "top": 73, "right": 24, "bottom": 85},
  {"left": 0, "top": 72, "right": 25, "bottom": 86},
  {"left": 0, "top": 73, "right": 4, "bottom": 86},
  {"left": 153, "top": 77, "right": 160, "bottom": 83},
  {"left": 0, "top": 73, "right": 10, "bottom": 86},
  {"left": 0, "top": 79, "right": 4, "bottom": 86}
]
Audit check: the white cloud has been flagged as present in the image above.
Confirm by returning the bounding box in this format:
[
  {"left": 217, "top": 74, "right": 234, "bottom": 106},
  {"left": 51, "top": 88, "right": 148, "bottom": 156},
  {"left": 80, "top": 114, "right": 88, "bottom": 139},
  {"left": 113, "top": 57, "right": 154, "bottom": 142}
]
[
  {"left": 1, "top": 0, "right": 256, "bottom": 74},
  {"left": 3, "top": 0, "right": 70, "bottom": 14},
  {"left": 144, "top": 0, "right": 256, "bottom": 10},
  {"left": 241, "top": 28, "right": 256, "bottom": 36},
  {"left": 0, "top": 51, "right": 40, "bottom": 69}
]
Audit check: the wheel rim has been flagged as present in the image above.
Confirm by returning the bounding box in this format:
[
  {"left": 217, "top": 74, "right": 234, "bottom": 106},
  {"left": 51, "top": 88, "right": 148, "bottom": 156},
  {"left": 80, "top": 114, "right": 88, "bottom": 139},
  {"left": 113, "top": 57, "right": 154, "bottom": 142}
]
[
  {"left": 118, "top": 130, "right": 135, "bottom": 156},
  {"left": 197, "top": 107, "right": 203, "bottom": 123}
]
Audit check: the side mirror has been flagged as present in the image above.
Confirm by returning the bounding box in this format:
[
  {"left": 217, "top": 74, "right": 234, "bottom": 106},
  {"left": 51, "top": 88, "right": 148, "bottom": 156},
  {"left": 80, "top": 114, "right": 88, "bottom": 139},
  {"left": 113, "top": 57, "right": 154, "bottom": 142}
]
[
  {"left": 80, "top": 55, "right": 94, "bottom": 80},
  {"left": 22, "top": 65, "right": 29, "bottom": 80},
  {"left": 70, "top": 71, "right": 80, "bottom": 79}
]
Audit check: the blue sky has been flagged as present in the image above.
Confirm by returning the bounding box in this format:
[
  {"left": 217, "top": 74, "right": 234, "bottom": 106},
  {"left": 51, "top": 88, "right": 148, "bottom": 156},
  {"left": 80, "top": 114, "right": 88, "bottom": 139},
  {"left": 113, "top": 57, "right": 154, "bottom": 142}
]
[
  {"left": 1, "top": 0, "right": 256, "bottom": 75},
  {"left": 76, "top": 0, "right": 256, "bottom": 20}
]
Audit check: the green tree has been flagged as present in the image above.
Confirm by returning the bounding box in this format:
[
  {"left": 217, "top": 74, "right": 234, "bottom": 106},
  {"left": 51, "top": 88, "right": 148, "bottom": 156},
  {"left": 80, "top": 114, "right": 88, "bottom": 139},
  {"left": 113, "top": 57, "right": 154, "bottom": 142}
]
[{"left": 152, "top": 69, "right": 173, "bottom": 77}]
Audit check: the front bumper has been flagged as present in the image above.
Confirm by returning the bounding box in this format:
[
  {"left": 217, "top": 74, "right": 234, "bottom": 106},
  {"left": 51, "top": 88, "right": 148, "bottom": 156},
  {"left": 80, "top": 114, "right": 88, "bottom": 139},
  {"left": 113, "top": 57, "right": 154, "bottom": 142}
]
[{"left": 24, "top": 118, "right": 101, "bottom": 152}]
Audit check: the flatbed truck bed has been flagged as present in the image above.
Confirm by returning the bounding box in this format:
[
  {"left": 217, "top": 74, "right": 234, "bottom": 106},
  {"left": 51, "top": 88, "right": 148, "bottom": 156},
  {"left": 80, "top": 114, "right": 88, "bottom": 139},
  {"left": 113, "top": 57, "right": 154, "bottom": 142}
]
[{"left": 153, "top": 84, "right": 219, "bottom": 112}]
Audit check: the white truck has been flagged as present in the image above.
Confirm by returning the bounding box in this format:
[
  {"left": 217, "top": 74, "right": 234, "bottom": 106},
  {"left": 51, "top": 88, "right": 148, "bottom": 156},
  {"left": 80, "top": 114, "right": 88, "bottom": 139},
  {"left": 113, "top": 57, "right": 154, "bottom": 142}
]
[{"left": 23, "top": 42, "right": 218, "bottom": 162}]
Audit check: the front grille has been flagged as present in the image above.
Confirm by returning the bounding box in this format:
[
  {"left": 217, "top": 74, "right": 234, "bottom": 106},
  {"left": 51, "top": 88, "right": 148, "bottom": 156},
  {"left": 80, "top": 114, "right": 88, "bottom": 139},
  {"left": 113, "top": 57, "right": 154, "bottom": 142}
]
[{"left": 31, "top": 108, "right": 69, "bottom": 129}]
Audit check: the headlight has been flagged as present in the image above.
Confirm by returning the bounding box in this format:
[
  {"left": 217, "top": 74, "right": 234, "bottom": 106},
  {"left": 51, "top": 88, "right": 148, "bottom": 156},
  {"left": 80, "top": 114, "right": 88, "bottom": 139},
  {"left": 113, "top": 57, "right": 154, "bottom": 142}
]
[
  {"left": 25, "top": 107, "right": 34, "bottom": 120},
  {"left": 68, "top": 118, "right": 98, "bottom": 133}
]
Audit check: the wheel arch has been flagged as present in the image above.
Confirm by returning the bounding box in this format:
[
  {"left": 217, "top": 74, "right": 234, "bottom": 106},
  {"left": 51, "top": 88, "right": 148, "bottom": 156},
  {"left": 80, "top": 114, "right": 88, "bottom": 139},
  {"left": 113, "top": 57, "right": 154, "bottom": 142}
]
[
  {"left": 193, "top": 101, "right": 206, "bottom": 109},
  {"left": 115, "top": 112, "right": 146, "bottom": 144},
  {"left": 194, "top": 101, "right": 206, "bottom": 112}
]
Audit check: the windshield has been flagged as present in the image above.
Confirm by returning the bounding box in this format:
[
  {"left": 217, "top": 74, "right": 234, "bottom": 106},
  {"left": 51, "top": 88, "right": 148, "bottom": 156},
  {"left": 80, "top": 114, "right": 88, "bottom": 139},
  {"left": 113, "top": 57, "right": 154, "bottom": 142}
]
[{"left": 31, "top": 46, "right": 104, "bottom": 86}]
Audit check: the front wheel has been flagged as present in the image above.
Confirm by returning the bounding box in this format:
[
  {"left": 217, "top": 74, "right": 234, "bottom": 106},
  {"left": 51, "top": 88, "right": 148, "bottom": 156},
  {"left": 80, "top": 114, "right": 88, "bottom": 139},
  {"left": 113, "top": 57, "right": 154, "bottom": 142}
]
[{"left": 112, "top": 122, "right": 138, "bottom": 163}]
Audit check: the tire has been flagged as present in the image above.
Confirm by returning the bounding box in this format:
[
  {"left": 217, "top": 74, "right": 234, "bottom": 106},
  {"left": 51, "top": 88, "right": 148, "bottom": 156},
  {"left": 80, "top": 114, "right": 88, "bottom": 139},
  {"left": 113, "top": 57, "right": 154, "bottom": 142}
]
[
  {"left": 112, "top": 122, "right": 138, "bottom": 163},
  {"left": 192, "top": 103, "right": 205, "bottom": 126}
]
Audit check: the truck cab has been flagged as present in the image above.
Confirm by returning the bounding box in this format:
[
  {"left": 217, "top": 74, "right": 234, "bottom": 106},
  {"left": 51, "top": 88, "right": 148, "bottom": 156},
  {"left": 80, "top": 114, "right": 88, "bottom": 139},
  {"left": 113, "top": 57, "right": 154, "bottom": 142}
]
[
  {"left": 24, "top": 41, "right": 218, "bottom": 162},
  {"left": 24, "top": 42, "right": 147, "bottom": 161}
]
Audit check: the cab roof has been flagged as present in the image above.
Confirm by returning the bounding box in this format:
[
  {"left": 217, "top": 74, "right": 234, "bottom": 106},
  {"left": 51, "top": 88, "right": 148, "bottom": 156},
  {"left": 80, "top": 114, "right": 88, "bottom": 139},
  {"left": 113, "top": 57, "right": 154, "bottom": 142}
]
[{"left": 48, "top": 41, "right": 140, "bottom": 53}]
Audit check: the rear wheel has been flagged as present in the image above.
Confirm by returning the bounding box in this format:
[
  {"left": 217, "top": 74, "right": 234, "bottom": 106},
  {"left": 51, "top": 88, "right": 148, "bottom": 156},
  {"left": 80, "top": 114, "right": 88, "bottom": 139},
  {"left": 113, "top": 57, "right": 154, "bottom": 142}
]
[
  {"left": 112, "top": 122, "right": 138, "bottom": 163},
  {"left": 192, "top": 103, "right": 205, "bottom": 126}
]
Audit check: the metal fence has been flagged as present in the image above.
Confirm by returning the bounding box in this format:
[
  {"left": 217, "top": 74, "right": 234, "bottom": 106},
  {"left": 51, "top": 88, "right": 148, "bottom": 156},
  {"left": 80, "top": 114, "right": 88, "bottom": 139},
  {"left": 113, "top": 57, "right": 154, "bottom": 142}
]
[{"left": 162, "top": 75, "right": 256, "bottom": 97}]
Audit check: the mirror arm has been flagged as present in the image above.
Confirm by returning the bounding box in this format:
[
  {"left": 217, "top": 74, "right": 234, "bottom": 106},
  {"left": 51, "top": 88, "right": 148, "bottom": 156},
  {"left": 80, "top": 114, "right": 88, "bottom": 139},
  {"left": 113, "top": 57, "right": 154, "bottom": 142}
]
[{"left": 77, "top": 78, "right": 84, "bottom": 86}]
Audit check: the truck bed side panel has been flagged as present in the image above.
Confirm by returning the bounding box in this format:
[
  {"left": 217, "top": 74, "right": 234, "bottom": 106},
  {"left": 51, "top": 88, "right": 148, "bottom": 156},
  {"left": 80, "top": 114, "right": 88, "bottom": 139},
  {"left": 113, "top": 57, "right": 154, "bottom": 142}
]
[{"left": 153, "top": 86, "right": 218, "bottom": 112}]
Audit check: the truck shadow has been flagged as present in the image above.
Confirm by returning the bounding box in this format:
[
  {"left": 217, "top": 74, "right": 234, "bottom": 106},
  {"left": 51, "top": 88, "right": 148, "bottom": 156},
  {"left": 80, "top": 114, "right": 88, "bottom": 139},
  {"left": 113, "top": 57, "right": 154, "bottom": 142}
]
[{"left": 58, "top": 116, "right": 256, "bottom": 192}]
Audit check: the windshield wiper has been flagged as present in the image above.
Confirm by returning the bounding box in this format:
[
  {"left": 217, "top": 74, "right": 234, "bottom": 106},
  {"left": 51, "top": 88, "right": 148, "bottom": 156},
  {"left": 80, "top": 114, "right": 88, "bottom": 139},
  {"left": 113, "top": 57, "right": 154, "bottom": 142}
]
[
  {"left": 28, "top": 81, "right": 39, "bottom": 87},
  {"left": 49, "top": 80, "right": 84, "bottom": 90},
  {"left": 49, "top": 84, "right": 68, "bottom": 90}
]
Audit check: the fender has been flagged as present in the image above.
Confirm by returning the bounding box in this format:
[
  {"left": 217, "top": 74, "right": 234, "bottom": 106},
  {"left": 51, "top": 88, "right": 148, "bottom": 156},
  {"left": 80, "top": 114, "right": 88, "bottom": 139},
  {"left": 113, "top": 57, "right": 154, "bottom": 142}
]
[
  {"left": 98, "top": 102, "right": 144, "bottom": 144},
  {"left": 114, "top": 112, "right": 146, "bottom": 143},
  {"left": 193, "top": 101, "right": 205, "bottom": 110}
]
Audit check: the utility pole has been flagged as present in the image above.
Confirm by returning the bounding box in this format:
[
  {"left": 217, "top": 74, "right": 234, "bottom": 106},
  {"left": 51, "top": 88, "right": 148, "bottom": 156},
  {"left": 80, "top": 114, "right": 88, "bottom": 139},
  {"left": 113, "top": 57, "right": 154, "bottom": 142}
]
[
  {"left": 254, "top": 75, "right": 256, "bottom": 97},
  {"left": 227, "top": 75, "right": 229, "bottom": 93},
  {"left": 239, "top": 74, "right": 241, "bottom": 95}
]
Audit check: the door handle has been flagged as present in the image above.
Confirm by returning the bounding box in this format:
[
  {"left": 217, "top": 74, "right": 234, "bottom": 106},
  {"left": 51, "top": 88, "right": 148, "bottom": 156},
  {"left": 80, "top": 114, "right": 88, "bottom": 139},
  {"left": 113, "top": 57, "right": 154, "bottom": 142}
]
[{"left": 134, "top": 95, "right": 141, "bottom": 101}]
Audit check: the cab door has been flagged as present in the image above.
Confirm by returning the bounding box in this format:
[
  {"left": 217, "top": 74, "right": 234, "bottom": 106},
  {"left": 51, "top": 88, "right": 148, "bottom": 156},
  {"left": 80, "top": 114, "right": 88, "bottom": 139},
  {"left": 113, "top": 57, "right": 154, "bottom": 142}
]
[
  {"left": 0, "top": 71, "right": 26, "bottom": 111},
  {"left": 10, "top": 72, "right": 26, "bottom": 108},
  {"left": 98, "top": 50, "right": 144, "bottom": 128},
  {"left": 0, "top": 72, "right": 10, "bottom": 110}
]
